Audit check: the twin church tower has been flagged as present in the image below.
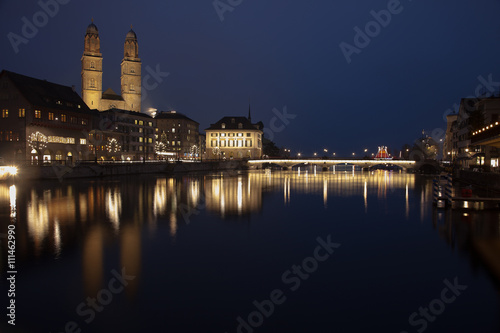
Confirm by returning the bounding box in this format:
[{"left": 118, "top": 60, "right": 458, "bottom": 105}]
[{"left": 81, "top": 20, "right": 142, "bottom": 112}]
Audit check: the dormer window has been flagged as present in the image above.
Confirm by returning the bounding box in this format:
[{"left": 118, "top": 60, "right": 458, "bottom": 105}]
[
  {"left": 221, "top": 123, "right": 226, "bottom": 129},
  {"left": 231, "top": 118, "right": 235, "bottom": 123},
  {"left": 238, "top": 123, "right": 243, "bottom": 129}
]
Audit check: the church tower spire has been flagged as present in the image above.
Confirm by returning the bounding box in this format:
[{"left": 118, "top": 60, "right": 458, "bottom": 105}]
[
  {"left": 81, "top": 19, "right": 102, "bottom": 110},
  {"left": 121, "top": 25, "right": 141, "bottom": 112},
  {"left": 248, "top": 99, "right": 251, "bottom": 122}
]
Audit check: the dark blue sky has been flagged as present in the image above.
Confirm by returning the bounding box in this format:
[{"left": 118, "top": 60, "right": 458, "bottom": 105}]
[{"left": 1, "top": 0, "right": 499, "bottom": 157}]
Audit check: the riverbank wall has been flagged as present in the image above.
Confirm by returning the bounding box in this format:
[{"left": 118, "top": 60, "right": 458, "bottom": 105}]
[
  {"left": 16, "top": 160, "right": 250, "bottom": 181},
  {"left": 457, "top": 170, "right": 500, "bottom": 192}
]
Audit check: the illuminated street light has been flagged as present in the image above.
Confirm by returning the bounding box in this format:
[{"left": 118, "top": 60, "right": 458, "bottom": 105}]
[
  {"left": 364, "top": 148, "right": 368, "bottom": 153},
  {"left": 314, "top": 152, "right": 317, "bottom": 157},
  {"left": 352, "top": 152, "right": 355, "bottom": 156}
]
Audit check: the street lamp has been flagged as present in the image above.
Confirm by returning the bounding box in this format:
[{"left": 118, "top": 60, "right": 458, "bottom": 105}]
[
  {"left": 314, "top": 152, "right": 317, "bottom": 157},
  {"left": 352, "top": 152, "right": 355, "bottom": 156},
  {"left": 364, "top": 148, "right": 368, "bottom": 153}
]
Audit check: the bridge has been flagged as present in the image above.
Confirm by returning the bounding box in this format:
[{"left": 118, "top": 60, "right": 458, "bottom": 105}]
[{"left": 248, "top": 159, "right": 417, "bottom": 171}]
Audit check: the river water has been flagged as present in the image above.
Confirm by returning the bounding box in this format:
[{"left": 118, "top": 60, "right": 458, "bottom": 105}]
[{"left": 0, "top": 170, "right": 499, "bottom": 333}]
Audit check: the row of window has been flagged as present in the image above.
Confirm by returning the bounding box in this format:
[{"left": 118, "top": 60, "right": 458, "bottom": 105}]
[
  {"left": 210, "top": 132, "right": 255, "bottom": 138},
  {"left": 0, "top": 131, "right": 20, "bottom": 142},
  {"left": 211, "top": 139, "right": 253, "bottom": 148},
  {"left": 2, "top": 108, "right": 89, "bottom": 125}
]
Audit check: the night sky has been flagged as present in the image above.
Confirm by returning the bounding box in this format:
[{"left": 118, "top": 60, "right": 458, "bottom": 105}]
[{"left": 1, "top": 0, "right": 500, "bottom": 157}]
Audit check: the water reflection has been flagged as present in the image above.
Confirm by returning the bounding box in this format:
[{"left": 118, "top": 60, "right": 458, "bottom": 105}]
[
  {"left": 0, "top": 171, "right": 422, "bottom": 269},
  {"left": 433, "top": 207, "right": 500, "bottom": 285}
]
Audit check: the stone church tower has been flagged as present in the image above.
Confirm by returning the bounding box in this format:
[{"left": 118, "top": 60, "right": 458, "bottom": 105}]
[
  {"left": 81, "top": 21, "right": 142, "bottom": 112},
  {"left": 121, "top": 27, "right": 142, "bottom": 112},
  {"left": 81, "top": 20, "right": 102, "bottom": 110}
]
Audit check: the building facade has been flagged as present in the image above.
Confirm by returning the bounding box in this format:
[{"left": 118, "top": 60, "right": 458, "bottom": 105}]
[
  {"left": 445, "top": 96, "right": 500, "bottom": 170},
  {"left": 155, "top": 111, "right": 200, "bottom": 159},
  {"left": 81, "top": 21, "right": 141, "bottom": 112},
  {"left": 0, "top": 70, "right": 96, "bottom": 164},
  {"left": 205, "top": 116, "right": 263, "bottom": 159},
  {"left": 98, "top": 109, "right": 156, "bottom": 161}
]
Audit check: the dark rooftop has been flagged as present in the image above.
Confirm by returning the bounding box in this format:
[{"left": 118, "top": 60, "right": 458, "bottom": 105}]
[
  {"left": 1, "top": 70, "right": 92, "bottom": 113},
  {"left": 155, "top": 111, "right": 198, "bottom": 124},
  {"left": 206, "top": 116, "right": 263, "bottom": 131}
]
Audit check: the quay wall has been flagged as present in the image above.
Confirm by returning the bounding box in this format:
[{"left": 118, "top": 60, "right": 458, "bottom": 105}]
[
  {"left": 16, "top": 160, "right": 249, "bottom": 180},
  {"left": 458, "top": 170, "right": 500, "bottom": 191}
]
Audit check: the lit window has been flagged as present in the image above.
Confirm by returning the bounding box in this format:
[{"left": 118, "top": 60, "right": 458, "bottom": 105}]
[
  {"left": 139, "top": 128, "right": 143, "bottom": 133},
  {"left": 80, "top": 138, "right": 87, "bottom": 145},
  {"left": 81, "top": 119, "right": 88, "bottom": 125},
  {"left": 48, "top": 112, "right": 54, "bottom": 120},
  {"left": 2, "top": 109, "right": 8, "bottom": 118},
  {"left": 61, "top": 114, "right": 67, "bottom": 122},
  {"left": 148, "top": 138, "right": 152, "bottom": 143},
  {"left": 148, "top": 122, "right": 152, "bottom": 127},
  {"left": 221, "top": 133, "right": 226, "bottom": 137},
  {"left": 18, "top": 109, "right": 25, "bottom": 118},
  {"left": 238, "top": 133, "right": 243, "bottom": 137},
  {"left": 139, "top": 137, "right": 143, "bottom": 143},
  {"left": 221, "top": 123, "right": 226, "bottom": 129},
  {"left": 139, "top": 120, "right": 143, "bottom": 125},
  {"left": 35, "top": 110, "right": 41, "bottom": 119},
  {"left": 172, "top": 128, "right": 175, "bottom": 133}
]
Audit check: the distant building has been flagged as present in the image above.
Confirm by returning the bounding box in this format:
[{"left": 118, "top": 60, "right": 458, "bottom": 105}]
[
  {"left": 0, "top": 70, "right": 96, "bottom": 164},
  {"left": 443, "top": 113, "right": 457, "bottom": 161},
  {"left": 81, "top": 20, "right": 141, "bottom": 112},
  {"left": 205, "top": 114, "right": 263, "bottom": 159},
  {"left": 155, "top": 111, "right": 200, "bottom": 159},
  {"left": 449, "top": 96, "right": 500, "bottom": 169},
  {"left": 98, "top": 108, "right": 156, "bottom": 161}
]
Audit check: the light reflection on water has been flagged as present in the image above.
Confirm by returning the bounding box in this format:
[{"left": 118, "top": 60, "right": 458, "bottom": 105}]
[
  {"left": 2, "top": 170, "right": 424, "bottom": 265},
  {"left": 1, "top": 170, "right": 500, "bottom": 332}
]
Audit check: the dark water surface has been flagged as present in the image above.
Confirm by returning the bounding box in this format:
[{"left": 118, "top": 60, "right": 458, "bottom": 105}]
[{"left": 1, "top": 170, "right": 500, "bottom": 333}]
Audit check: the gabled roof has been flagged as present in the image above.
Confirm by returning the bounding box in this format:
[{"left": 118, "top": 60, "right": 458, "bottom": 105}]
[
  {"left": 155, "top": 111, "right": 199, "bottom": 124},
  {"left": 206, "top": 116, "right": 263, "bottom": 131},
  {"left": 101, "top": 108, "right": 153, "bottom": 119},
  {"left": 0, "top": 70, "right": 91, "bottom": 112},
  {"left": 102, "top": 88, "right": 124, "bottom": 101}
]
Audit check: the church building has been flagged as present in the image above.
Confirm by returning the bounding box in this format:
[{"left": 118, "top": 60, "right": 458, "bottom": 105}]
[{"left": 81, "top": 20, "right": 142, "bottom": 112}]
